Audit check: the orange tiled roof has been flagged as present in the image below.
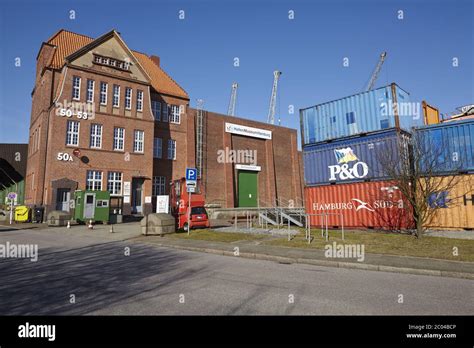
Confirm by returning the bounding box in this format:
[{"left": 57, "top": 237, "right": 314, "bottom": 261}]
[
  {"left": 132, "top": 50, "right": 188, "bottom": 100},
  {"left": 45, "top": 29, "right": 189, "bottom": 99}
]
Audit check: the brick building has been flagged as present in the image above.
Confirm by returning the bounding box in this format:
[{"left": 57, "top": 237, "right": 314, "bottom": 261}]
[{"left": 26, "top": 29, "right": 303, "bottom": 218}]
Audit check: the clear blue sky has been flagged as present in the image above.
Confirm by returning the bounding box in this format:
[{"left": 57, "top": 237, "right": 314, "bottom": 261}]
[{"left": 0, "top": 0, "right": 472, "bottom": 144}]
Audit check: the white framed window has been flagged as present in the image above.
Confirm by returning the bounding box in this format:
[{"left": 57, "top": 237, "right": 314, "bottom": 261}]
[
  {"left": 107, "top": 172, "right": 122, "bottom": 195},
  {"left": 66, "top": 120, "right": 80, "bottom": 146},
  {"left": 134, "top": 130, "right": 144, "bottom": 153},
  {"left": 100, "top": 82, "right": 108, "bottom": 105},
  {"left": 125, "top": 87, "right": 132, "bottom": 110},
  {"left": 113, "top": 85, "right": 120, "bottom": 107},
  {"left": 114, "top": 127, "right": 125, "bottom": 151},
  {"left": 167, "top": 139, "right": 176, "bottom": 160},
  {"left": 136, "top": 90, "right": 143, "bottom": 111},
  {"left": 153, "top": 137, "right": 162, "bottom": 158},
  {"left": 163, "top": 104, "right": 169, "bottom": 122},
  {"left": 90, "top": 124, "right": 102, "bottom": 149},
  {"left": 152, "top": 176, "right": 166, "bottom": 196},
  {"left": 169, "top": 105, "right": 181, "bottom": 124},
  {"left": 72, "top": 76, "right": 81, "bottom": 100},
  {"left": 86, "top": 79, "right": 95, "bottom": 103},
  {"left": 151, "top": 100, "right": 161, "bottom": 120},
  {"left": 86, "top": 170, "right": 102, "bottom": 191}
]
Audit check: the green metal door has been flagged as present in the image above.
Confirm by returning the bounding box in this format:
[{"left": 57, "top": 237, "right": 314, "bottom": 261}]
[{"left": 238, "top": 171, "right": 258, "bottom": 207}]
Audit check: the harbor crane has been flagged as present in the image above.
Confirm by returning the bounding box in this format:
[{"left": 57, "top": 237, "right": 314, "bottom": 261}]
[
  {"left": 267, "top": 70, "right": 282, "bottom": 124},
  {"left": 365, "top": 52, "right": 387, "bottom": 91},
  {"left": 227, "top": 82, "right": 238, "bottom": 116}
]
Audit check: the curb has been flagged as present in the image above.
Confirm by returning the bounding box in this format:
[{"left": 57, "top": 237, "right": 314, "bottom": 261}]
[{"left": 146, "top": 241, "right": 474, "bottom": 280}]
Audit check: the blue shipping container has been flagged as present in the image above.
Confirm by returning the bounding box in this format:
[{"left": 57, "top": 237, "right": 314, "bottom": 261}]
[
  {"left": 414, "top": 119, "right": 474, "bottom": 174},
  {"left": 300, "top": 83, "right": 423, "bottom": 145},
  {"left": 303, "top": 129, "right": 410, "bottom": 186}
]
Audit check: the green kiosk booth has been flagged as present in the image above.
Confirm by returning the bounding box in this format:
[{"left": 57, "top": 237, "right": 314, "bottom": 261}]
[{"left": 74, "top": 190, "right": 110, "bottom": 224}]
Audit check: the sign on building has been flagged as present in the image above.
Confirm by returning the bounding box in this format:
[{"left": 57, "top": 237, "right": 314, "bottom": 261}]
[
  {"left": 156, "top": 195, "right": 169, "bottom": 213},
  {"left": 225, "top": 122, "right": 272, "bottom": 140}
]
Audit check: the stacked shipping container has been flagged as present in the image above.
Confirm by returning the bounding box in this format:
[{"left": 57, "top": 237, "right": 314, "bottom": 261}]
[
  {"left": 414, "top": 119, "right": 474, "bottom": 230},
  {"left": 303, "top": 129, "right": 410, "bottom": 186},
  {"left": 414, "top": 119, "right": 474, "bottom": 174},
  {"left": 300, "top": 83, "right": 423, "bottom": 145},
  {"left": 301, "top": 83, "right": 420, "bottom": 229},
  {"left": 305, "top": 181, "right": 414, "bottom": 229}
]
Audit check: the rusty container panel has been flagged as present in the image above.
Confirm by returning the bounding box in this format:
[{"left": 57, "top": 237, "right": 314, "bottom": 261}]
[
  {"left": 425, "top": 174, "right": 474, "bottom": 230},
  {"left": 304, "top": 181, "right": 414, "bottom": 229},
  {"left": 422, "top": 100, "right": 440, "bottom": 125}
]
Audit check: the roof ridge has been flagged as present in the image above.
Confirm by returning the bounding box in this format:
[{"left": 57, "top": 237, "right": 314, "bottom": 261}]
[{"left": 47, "top": 29, "right": 95, "bottom": 43}]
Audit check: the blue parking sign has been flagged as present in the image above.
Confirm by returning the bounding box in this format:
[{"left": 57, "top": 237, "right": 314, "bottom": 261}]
[{"left": 186, "top": 168, "right": 197, "bottom": 181}]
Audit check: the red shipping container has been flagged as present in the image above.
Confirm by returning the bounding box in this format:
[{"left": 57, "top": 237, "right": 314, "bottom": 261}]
[{"left": 305, "top": 181, "right": 414, "bottom": 230}]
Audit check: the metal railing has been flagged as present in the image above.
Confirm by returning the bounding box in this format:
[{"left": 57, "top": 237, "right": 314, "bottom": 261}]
[
  {"left": 304, "top": 212, "right": 345, "bottom": 244},
  {"left": 226, "top": 207, "right": 345, "bottom": 245}
]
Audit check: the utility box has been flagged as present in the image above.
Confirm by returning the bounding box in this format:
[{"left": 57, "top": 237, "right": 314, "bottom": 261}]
[
  {"left": 74, "top": 190, "right": 110, "bottom": 224},
  {"left": 47, "top": 210, "right": 71, "bottom": 226},
  {"left": 141, "top": 213, "right": 176, "bottom": 235}
]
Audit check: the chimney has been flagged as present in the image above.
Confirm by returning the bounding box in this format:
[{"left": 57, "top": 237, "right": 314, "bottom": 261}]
[{"left": 150, "top": 55, "right": 160, "bottom": 67}]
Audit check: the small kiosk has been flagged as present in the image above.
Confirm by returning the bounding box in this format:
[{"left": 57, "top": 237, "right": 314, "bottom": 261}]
[{"left": 74, "top": 190, "right": 110, "bottom": 224}]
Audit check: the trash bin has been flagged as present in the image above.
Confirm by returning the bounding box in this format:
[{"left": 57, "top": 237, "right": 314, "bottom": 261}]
[
  {"left": 33, "top": 206, "right": 45, "bottom": 223},
  {"left": 14, "top": 206, "right": 30, "bottom": 222}
]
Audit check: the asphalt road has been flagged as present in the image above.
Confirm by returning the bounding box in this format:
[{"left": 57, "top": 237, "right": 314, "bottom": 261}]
[{"left": 1, "top": 226, "right": 473, "bottom": 315}]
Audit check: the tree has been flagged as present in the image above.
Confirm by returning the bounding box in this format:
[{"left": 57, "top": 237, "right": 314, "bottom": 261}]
[{"left": 378, "top": 130, "right": 466, "bottom": 238}]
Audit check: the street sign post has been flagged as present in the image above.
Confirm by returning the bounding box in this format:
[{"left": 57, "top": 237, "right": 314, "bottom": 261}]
[
  {"left": 7, "top": 192, "right": 17, "bottom": 225},
  {"left": 185, "top": 168, "right": 197, "bottom": 235},
  {"left": 186, "top": 168, "right": 197, "bottom": 181}
]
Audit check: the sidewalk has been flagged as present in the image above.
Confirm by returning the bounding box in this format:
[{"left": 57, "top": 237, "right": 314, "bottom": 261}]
[
  {"left": 0, "top": 221, "right": 142, "bottom": 242},
  {"left": 133, "top": 234, "right": 474, "bottom": 280}
]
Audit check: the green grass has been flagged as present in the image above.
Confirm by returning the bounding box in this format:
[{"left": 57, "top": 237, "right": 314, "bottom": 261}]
[
  {"left": 169, "top": 229, "right": 268, "bottom": 243},
  {"left": 264, "top": 229, "right": 474, "bottom": 262},
  {"left": 167, "top": 228, "right": 474, "bottom": 262}
]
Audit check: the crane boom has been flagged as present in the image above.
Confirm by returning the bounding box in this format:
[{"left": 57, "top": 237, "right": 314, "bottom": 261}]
[
  {"left": 267, "top": 71, "right": 282, "bottom": 124},
  {"left": 227, "top": 82, "right": 238, "bottom": 116},
  {"left": 366, "top": 52, "right": 387, "bottom": 91}
]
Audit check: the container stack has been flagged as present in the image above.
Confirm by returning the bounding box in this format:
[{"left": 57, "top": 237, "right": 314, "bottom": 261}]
[
  {"left": 300, "top": 83, "right": 423, "bottom": 229},
  {"left": 413, "top": 119, "right": 474, "bottom": 230}
]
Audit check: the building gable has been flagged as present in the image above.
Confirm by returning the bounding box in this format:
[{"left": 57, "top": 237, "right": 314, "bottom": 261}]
[{"left": 66, "top": 31, "right": 150, "bottom": 84}]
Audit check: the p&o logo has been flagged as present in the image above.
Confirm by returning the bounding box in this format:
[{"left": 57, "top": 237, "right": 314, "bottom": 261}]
[{"left": 328, "top": 147, "right": 369, "bottom": 181}]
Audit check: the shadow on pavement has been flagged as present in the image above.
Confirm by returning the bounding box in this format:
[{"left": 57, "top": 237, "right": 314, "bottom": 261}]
[{"left": 0, "top": 241, "right": 206, "bottom": 315}]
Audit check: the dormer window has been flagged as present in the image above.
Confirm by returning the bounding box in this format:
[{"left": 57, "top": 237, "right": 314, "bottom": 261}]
[{"left": 93, "top": 54, "right": 131, "bottom": 71}]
